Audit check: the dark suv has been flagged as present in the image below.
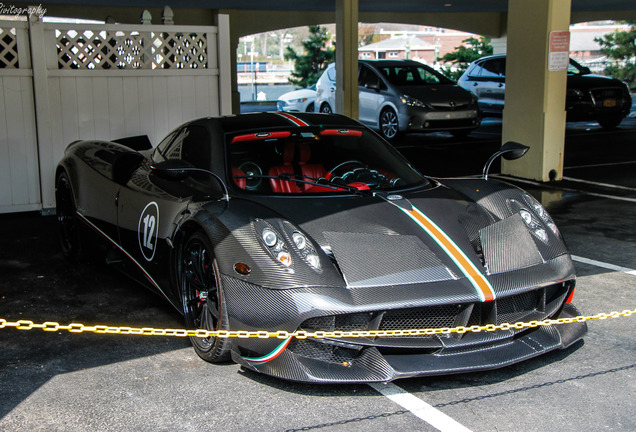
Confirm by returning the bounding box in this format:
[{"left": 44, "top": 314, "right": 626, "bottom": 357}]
[{"left": 457, "top": 54, "right": 632, "bottom": 129}]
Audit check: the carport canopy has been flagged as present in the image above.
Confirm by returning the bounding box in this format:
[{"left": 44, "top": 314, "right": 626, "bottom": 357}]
[{"left": 19, "top": 0, "right": 636, "bottom": 182}]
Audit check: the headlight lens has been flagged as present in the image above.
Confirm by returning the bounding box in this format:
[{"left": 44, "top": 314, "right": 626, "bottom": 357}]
[
  {"left": 262, "top": 228, "right": 278, "bottom": 247},
  {"left": 401, "top": 95, "right": 426, "bottom": 107},
  {"left": 292, "top": 232, "right": 307, "bottom": 249},
  {"left": 567, "top": 88, "right": 585, "bottom": 98},
  {"left": 293, "top": 98, "right": 308, "bottom": 103}
]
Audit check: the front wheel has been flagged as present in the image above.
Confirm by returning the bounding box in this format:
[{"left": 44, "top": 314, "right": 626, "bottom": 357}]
[
  {"left": 598, "top": 116, "right": 623, "bottom": 130},
  {"left": 179, "top": 231, "right": 231, "bottom": 363},
  {"left": 379, "top": 108, "right": 399, "bottom": 140},
  {"left": 320, "top": 103, "right": 332, "bottom": 114},
  {"left": 305, "top": 102, "right": 315, "bottom": 113}
]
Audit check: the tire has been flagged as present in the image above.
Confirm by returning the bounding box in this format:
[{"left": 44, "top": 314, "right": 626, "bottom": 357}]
[
  {"left": 55, "top": 171, "right": 83, "bottom": 261},
  {"left": 598, "top": 116, "right": 622, "bottom": 130},
  {"left": 379, "top": 108, "right": 399, "bottom": 140},
  {"left": 305, "top": 102, "right": 315, "bottom": 113},
  {"left": 320, "top": 103, "right": 332, "bottom": 114},
  {"left": 179, "top": 231, "right": 231, "bottom": 363}
]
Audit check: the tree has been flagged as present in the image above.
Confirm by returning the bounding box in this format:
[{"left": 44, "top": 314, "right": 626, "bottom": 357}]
[
  {"left": 284, "top": 25, "right": 335, "bottom": 88},
  {"left": 441, "top": 36, "right": 493, "bottom": 81},
  {"left": 595, "top": 23, "right": 636, "bottom": 89}
]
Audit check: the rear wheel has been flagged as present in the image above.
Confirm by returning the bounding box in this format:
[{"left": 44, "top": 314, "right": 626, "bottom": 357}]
[
  {"left": 379, "top": 108, "right": 399, "bottom": 140},
  {"left": 55, "top": 171, "right": 83, "bottom": 260},
  {"left": 179, "top": 231, "right": 231, "bottom": 363},
  {"left": 320, "top": 103, "right": 332, "bottom": 114}
]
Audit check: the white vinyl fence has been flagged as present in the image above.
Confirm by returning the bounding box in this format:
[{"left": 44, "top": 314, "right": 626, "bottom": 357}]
[{"left": 0, "top": 14, "right": 231, "bottom": 213}]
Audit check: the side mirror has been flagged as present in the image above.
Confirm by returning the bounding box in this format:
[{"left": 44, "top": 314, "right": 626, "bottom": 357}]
[
  {"left": 149, "top": 159, "right": 194, "bottom": 181},
  {"left": 482, "top": 141, "right": 529, "bottom": 180},
  {"left": 149, "top": 159, "right": 230, "bottom": 201},
  {"left": 365, "top": 81, "right": 380, "bottom": 91}
]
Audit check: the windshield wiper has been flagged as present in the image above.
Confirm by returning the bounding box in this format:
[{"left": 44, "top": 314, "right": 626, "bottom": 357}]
[{"left": 235, "top": 173, "right": 367, "bottom": 195}]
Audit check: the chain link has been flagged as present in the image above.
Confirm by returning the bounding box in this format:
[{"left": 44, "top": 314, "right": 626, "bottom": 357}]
[{"left": 1, "top": 308, "right": 634, "bottom": 339}]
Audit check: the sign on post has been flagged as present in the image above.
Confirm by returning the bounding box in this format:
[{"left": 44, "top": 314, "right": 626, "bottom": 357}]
[{"left": 548, "top": 31, "right": 570, "bottom": 71}]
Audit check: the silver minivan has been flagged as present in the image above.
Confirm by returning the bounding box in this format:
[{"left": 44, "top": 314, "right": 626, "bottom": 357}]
[{"left": 314, "top": 60, "right": 480, "bottom": 140}]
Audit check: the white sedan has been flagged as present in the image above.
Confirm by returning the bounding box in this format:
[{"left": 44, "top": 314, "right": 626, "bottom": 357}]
[{"left": 276, "top": 85, "right": 316, "bottom": 112}]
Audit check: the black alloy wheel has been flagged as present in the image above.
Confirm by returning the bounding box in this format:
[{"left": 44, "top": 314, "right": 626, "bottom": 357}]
[
  {"left": 55, "top": 171, "right": 83, "bottom": 260},
  {"left": 380, "top": 108, "right": 399, "bottom": 140},
  {"left": 306, "top": 102, "right": 315, "bottom": 112},
  {"left": 180, "top": 231, "right": 231, "bottom": 362}
]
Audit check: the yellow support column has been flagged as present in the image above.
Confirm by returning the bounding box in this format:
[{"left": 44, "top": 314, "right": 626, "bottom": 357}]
[
  {"left": 335, "top": 0, "right": 359, "bottom": 119},
  {"left": 501, "top": 0, "right": 571, "bottom": 181}
]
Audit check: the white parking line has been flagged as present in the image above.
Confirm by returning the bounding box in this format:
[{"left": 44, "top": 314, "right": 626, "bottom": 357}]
[
  {"left": 491, "top": 175, "right": 636, "bottom": 203},
  {"left": 565, "top": 160, "right": 636, "bottom": 170},
  {"left": 369, "top": 382, "right": 473, "bottom": 432},
  {"left": 562, "top": 176, "right": 636, "bottom": 192},
  {"left": 572, "top": 255, "right": 636, "bottom": 276}
]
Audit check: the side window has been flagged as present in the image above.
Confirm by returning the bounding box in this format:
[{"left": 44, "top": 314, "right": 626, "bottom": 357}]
[
  {"left": 327, "top": 66, "right": 336, "bottom": 82},
  {"left": 358, "top": 65, "right": 378, "bottom": 88},
  {"left": 179, "top": 126, "right": 211, "bottom": 170},
  {"left": 479, "top": 59, "right": 506, "bottom": 78},
  {"left": 152, "top": 130, "right": 177, "bottom": 163}
]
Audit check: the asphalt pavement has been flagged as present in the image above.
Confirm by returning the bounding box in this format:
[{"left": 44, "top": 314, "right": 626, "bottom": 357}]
[{"left": 1, "top": 115, "right": 635, "bottom": 431}]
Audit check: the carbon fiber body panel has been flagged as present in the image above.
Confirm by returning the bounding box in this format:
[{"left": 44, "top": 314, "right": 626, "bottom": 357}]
[{"left": 56, "top": 112, "right": 586, "bottom": 383}]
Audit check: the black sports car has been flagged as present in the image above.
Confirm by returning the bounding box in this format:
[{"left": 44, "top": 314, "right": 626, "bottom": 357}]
[{"left": 55, "top": 112, "right": 586, "bottom": 383}]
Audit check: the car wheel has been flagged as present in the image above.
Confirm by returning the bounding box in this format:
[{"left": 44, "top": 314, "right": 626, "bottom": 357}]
[
  {"left": 320, "top": 103, "right": 332, "bottom": 114},
  {"left": 380, "top": 108, "right": 399, "bottom": 140},
  {"left": 179, "top": 231, "right": 231, "bottom": 363},
  {"left": 598, "top": 116, "right": 623, "bottom": 130},
  {"left": 55, "top": 171, "right": 83, "bottom": 260},
  {"left": 306, "top": 102, "right": 315, "bottom": 113}
]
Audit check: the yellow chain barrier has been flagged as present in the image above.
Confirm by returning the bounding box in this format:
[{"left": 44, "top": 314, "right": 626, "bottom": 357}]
[{"left": 1, "top": 308, "right": 634, "bottom": 339}]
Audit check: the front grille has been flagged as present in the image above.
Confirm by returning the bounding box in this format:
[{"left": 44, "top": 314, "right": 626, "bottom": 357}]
[
  {"left": 293, "top": 281, "right": 572, "bottom": 357},
  {"left": 591, "top": 87, "right": 625, "bottom": 109}
]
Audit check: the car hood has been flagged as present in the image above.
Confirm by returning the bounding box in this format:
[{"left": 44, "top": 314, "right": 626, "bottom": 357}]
[
  {"left": 217, "top": 179, "right": 572, "bottom": 301},
  {"left": 397, "top": 85, "right": 474, "bottom": 107},
  {"left": 278, "top": 88, "right": 317, "bottom": 102},
  {"left": 567, "top": 73, "right": 628, "bottom": 91}
]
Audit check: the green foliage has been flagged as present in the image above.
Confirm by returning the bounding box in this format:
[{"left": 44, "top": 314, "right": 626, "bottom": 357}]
[
  {"left": 594, "top": 23, "right": 636, "bottom": 88},
  {"left": 440, "top": 36, "right": 493, "bottom": 81},
  {"left": 284, "top": 25, "right": 335, "bottom": 88}
]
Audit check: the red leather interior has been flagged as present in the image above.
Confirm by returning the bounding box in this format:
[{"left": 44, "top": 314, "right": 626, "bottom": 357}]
[
  {"left": 297, "top": 142, "right": 327, "bottom": 191},
  {"left": 268, "top": 143, "right": 301, "bottom": 193},
  {"left": 232, "top": 168, "right": 246, "bottom": 190}
]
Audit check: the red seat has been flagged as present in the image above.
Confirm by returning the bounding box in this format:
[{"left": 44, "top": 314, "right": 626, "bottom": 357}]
[
  {"left": 268, "top": 143, "right": 301, "bottom": 193},
  {"left": 297, "top": 142, "right": 327, "bottom": 191},
  {"left": 232, "top": 167, "right": 246, "bottom": 190}
]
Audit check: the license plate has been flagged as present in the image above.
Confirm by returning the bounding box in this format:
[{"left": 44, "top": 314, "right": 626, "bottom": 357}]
[{"left": 602, "top": 99, "right": 617, "bottom": 108}]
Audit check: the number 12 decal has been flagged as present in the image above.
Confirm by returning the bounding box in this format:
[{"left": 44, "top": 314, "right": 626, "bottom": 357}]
[{"left": 138, "top": 202, "right": 159, "bottom": 261}]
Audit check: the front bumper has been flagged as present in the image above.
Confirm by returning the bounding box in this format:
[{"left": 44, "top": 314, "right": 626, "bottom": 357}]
[
  {"left": 400, "top": 106, "right": 481, "bottom": 132},
  {"left": 233, "top": 303, "right": 586, "bottom": 383}
]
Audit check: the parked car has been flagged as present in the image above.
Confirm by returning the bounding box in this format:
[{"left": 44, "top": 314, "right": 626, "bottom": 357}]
[
  {"left": 314, "top": 60, "right": 481, "bottom": 140},
  {"left": 56, "top": 112, "right": 586, "bottom": 383},
  {"left": 277, "top": 85, "right": 316, "bottom": 112},
  {"left": 457, "top": 54, "right": 632, "bottom": 129}
]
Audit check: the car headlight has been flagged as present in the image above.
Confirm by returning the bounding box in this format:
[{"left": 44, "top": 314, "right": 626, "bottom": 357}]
[
  {"left": 254, "top": 219, "right": 322, "bottom": 271},
  {"left": 291, "top": 231, "right": 321, "bottom": 271},
  {"left": 508, "top": 196, "right": 559, "bottom": 243},
  {"left": 567, "top": 88, "right": 585, "bottom": 99},
  {"left": 524, "top": 194, "right": 559, "bottom": 237},
  {"left": 401, "top": 95, "right": 426, "bottom": 107},
  {"left": 293, "top": 98, "right": 308, "bottom": 103}
]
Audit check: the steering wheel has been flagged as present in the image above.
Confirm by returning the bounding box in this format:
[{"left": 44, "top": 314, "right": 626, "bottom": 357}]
[{"left": 327, "top": 160, "right": 366, "bottom": 178}]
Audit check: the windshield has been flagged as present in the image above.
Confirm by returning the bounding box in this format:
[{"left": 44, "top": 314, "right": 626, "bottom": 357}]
[
  {"left": 377, "top": 64, "right": 453, "bottom": 86},
  {"left": 227, "top": 128, "right": 428, "bottom": 195},
  {"left": 567, "top": 58, "right": 590, "bottom": 76}
]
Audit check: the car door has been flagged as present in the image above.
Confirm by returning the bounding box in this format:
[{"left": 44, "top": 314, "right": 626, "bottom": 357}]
[
  {"left": 464, "top": 58, "right": 506, "bottom": 115},
  {"left": 358, "top": 64, "right": 386, "bottom": 127},
  {"left": 115, "top": 126, "right": 210, "bottom": 295}
]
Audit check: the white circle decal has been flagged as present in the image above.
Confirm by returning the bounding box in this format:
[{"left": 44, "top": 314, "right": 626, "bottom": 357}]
[{"left": 138, "top": 202, "right": 159, "bottom": 262}]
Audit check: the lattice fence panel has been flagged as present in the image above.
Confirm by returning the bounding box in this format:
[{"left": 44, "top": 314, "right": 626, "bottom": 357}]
[
  {"left": 0, "top": 27, "right": 19, "bottom": 68},
  {"left": 55, "top": 29, "right": 208, "bottom": 69}
]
